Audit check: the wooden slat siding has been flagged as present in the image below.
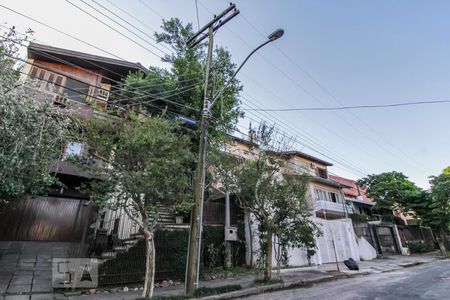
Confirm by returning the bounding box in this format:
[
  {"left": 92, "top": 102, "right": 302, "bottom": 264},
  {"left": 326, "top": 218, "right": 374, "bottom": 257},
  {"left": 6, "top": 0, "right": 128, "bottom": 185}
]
[{"left": 0, "top": 197, "right": 93, "bottom": 241}]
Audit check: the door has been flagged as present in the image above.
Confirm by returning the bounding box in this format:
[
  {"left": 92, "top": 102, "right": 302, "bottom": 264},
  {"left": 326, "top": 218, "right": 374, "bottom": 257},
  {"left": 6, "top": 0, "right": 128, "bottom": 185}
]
[{"left": 0, "top": 196, "right": 92, "bottom": 241}]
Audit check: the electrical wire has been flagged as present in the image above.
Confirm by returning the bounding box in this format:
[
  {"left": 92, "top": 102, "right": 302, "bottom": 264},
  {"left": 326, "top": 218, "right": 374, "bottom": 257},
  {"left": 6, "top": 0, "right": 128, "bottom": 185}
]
[
  {"left": 137, "top": 0, "right": 165, "bottom": 20},
  {"left": 66, "top": 0, "right": 164, "bottom": 58},
  {"left": 100, "top": 0, "right": 174, "bottom": 54},
  {"left": 230, "top": 1, "right": 427, "bottom": 172},
  {"left": 242, "top": 100, "right": 450, "bottom": 111},
  {"left": 7, "top": 54, "right": 200, "bottom": 112},
  {"left": 0, "top": 5, "right": 200, "bottom": 81},
  {"left": 1, "top": 25, "right": 201, "bottom": 107},
  {"left": 1, "top": 3, "right": 372, "bottom": 178}
]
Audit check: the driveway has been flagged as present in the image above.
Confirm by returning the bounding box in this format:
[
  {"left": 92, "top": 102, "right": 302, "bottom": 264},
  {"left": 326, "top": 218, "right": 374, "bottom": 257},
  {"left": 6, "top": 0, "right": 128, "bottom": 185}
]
[{"left": 0, "top": 241, "right": 74, "bottom": 299}]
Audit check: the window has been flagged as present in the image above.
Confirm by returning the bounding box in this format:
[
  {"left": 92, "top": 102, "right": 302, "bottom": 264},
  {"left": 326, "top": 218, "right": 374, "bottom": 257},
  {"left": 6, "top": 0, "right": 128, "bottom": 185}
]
[
  {"left": 29, "top": 66, "right": 65, "bottom": 93},
  {"left": 329, "top": 192, "right": 339, "bottom": 203},
  {"left": 315, "top": 188, "right": 329, "bottom": 201},
  {"left": 65, "top": 77, "right": 90, "bottom": 103},
  {"left": 315, "top": 188, "right": 341, "bottom": 203},
  {"left": 316, "top": 167, "right": 328, "bottom": 179}
]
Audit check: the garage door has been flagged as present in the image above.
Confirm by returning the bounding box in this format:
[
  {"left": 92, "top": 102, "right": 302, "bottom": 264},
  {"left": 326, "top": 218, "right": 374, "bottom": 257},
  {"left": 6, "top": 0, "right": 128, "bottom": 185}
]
[{"left": 0, "top": 196, "right": 93, "bottom": 241}]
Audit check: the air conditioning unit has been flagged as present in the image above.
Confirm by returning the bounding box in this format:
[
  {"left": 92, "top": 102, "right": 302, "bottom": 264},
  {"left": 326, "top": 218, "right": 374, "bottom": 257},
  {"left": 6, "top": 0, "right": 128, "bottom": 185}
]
[
  {"left": 225, "top": 226, "right": 238, "bottom": 241},
  {"left": 97, "top": 88, "right": 110, "bottom": 101}
]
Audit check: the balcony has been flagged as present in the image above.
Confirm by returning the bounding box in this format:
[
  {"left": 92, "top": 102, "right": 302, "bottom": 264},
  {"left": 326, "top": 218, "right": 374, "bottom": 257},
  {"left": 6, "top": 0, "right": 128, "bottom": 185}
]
[{"left": 314, "top": 200, "right": 353, "bottom": 217}]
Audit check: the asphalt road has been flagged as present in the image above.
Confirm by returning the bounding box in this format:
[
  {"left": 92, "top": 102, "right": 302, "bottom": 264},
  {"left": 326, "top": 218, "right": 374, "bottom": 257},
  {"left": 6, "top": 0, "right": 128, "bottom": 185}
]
[{"left": 244, "top": 259, "right": 450, "bottom": 300}]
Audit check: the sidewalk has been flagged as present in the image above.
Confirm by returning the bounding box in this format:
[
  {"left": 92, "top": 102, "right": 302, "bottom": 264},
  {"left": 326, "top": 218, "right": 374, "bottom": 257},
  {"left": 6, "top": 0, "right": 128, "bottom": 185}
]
[{"left": 3, "top": 252, "right": 440, "bottom": 300}]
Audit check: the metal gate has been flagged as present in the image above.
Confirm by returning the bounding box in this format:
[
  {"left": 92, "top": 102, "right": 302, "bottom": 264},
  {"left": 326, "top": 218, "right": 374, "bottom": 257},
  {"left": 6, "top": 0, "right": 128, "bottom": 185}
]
[
  {"left": 0, "top": 196, "right": 93, "bottom": 242},
  {"left": 373, "top": 225, "right": 399, "bottom": 254}
]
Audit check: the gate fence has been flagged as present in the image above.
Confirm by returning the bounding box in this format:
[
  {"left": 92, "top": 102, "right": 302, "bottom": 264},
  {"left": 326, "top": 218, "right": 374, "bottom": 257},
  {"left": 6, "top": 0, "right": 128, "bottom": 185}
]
[
  {"left": 67, "top": 211, "right": 246, "bottom": 286},
  {"left": 397, "top": 225, "right": 436, "bottom": 253}
]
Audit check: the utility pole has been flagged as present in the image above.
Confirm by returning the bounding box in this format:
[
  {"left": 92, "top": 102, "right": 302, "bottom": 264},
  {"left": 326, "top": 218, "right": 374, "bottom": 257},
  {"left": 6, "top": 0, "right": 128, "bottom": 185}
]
[
  {"left": 185, "top": 4, "right": 239, "bottom": 295},
  {"left": 184, "top": 4, "right": 284, "bottom": 294}
]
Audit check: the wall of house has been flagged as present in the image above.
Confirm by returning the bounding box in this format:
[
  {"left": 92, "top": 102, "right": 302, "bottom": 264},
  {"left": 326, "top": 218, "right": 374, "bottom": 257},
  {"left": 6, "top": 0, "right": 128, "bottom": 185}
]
[
  {"left": 284, "top": 156, "right": 326, "bottom": 177},
  {"left": 247, "top": 216, "right": 361, "bottom": 267},
  {"left": 34, "top": 60, "right": 101, "bottom": 87}
]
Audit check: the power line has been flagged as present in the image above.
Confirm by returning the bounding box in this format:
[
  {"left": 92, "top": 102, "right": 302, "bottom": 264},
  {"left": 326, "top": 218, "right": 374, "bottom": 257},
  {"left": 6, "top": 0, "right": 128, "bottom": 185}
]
[
  {"left": 66, "top": 0, "right": 164, "bottom": 58},
  {"left": 0, "top": 3, "right": 200, "bottom": 82},
  {"left": 195, "top": 0, "right": 374, "bottom": 176},
  {"left": 239, "top": 76, "right": 395, "bottom": 169},
  {"left": 7, "top": 53, "right": 200, "bottom": 112},
  {"left": 241, "top": 102, "right": 370, "bottom": 174},
  {"left": 230, "top": 2, "right": 427, "bottom": 172},
  {"left": 86, "top": 0, "right": 171, "bottom": 56},
  {"left": 239, "top": 102, "right": 371, "bottom": 177},
  {"left": 2, "top": 30, "right": 200, "bottom": 108},
  {"left": 242, "top": 100, "right": 450, "bottom": 111},
  {"left": 137, "top": 0, "right": 165, "bottom": 20},
  {"left": 102, "top": 0, "right": 174, "bottom": 54},
  {"left": 194, "top": 0, "right": 201, "bottom": 31},
  {"left": 0, "top": 3, "right": 124, "bottom": 60}
]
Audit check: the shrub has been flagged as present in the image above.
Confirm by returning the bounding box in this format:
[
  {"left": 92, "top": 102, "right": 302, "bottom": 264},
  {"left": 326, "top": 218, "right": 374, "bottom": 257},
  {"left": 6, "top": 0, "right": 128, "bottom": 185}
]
[{"left": 407, "top": 241, "right": 434, "bottom": 253}]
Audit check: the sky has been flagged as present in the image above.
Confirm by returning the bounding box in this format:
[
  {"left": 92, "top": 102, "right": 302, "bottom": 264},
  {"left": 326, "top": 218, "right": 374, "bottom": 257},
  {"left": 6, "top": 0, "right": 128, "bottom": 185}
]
[{"left": 1, "top": 0, "right": 449, "bottom": 188}]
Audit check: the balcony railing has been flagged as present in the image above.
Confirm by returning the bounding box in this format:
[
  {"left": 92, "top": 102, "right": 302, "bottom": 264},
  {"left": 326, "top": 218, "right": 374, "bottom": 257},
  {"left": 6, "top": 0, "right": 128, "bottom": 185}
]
[{"left": 314, "top": 200, "right": 353, "bottom": 215}]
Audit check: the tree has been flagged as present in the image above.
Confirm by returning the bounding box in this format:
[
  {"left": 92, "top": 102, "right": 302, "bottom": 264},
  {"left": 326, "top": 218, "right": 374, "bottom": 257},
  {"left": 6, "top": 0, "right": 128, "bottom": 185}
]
[
  {"left": 85, "top": 115, "right": 193, "bottom": 298},
  {"left": 232, "top": 123, "right": 319, "bottom": 281},
  {"left": 0, "top": 27, "right": 70, "bottom": 203},
  {"left": 357, "top": 171, "right": 422, "bottom": 212},
  {"left": 114, "top": 18, "right": 242, "bottom": 136},
  {"left": 428, "top": 168, "right": 450, "bottom": 255}
]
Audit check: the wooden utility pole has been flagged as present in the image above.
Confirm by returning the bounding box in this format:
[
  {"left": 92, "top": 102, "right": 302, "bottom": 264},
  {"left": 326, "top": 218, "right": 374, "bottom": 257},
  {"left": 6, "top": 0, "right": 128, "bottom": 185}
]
[{"left": 184, "top": 4, "right": 239, "bottom": 295}]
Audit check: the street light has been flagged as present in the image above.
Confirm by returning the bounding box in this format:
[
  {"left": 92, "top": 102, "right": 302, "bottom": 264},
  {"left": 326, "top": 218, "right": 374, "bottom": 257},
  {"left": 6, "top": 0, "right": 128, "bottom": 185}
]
[
  {"left": 210, "top": 28, "right": 285, "bottom": 108},
  {"left": 185, "top": 25, "right": 285, "bottom": 295}
]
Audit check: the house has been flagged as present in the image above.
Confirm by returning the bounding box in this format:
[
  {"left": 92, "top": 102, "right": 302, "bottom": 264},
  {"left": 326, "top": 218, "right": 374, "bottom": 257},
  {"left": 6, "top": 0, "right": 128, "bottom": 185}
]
[
  {"left": 0, "top": 42, "right": 147, "bottom": 244},
  {"left": 329, "top": 175, "right": 375, "bottom": 216},
  {"left": 274, "top": 151, "right": 353, "bottom": 220},
  {"left": 223, "top": 133, "right": 361, "bottom": 267}
]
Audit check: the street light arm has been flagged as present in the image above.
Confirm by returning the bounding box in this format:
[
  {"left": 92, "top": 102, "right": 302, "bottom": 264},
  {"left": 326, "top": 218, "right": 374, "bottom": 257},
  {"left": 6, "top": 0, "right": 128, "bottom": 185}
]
[{"left": 209, "top": 39, "right": 272, "bottom": 109}]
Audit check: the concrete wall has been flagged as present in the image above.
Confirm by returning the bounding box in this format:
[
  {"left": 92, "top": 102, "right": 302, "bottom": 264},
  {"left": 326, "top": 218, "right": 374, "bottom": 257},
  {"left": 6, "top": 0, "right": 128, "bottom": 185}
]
[{"left": 247, "top": 216, "right": 361, "bottom": 268}]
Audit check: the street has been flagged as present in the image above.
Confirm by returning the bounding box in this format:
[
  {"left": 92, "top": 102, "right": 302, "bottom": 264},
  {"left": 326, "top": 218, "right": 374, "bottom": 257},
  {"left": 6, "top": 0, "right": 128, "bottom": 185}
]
[{"left": 244, "top": 259, "right": 450, "bottom": 300}]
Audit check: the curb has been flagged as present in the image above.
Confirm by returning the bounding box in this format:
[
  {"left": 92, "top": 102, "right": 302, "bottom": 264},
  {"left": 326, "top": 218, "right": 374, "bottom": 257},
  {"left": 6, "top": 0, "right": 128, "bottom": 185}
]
[
  {"left": 198, "top": 272, "right": 370, "bottom": 300},
  {"left": 198, "top": 259, "right": 438, "bottom": 300}
]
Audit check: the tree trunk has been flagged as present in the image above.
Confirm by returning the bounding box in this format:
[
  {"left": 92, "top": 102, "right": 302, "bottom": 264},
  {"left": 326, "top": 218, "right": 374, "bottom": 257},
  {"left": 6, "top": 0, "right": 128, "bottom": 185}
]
[
  {"left": 276, "top": 238, "right": 281, "bottom": 280},
  {"left": 142, "top": 229, "right": 156, "bottom": 298},
  {"left": 244, "top": 210, "right": 254, "bottom": 266},
  {"left": 264, "top": 231, "right": 273, "bottom": 280},
  {"left": 438, "top": 230, "right": 447, "bottom": 257}
]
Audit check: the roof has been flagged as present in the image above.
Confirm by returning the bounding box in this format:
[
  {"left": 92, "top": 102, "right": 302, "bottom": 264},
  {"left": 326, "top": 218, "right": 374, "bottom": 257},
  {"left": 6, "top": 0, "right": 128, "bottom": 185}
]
[
  {"left": 329, "top": 175, "right": 374, "bottom": 205},
  {"left": 27, "top": 42, "right": 148, "bottom": 82},
  {"left": 230, "top": 135, "right": 259, "bottom": 148},
  {"left": 311, "top": 176, "right": 352, "bottom": 189},
  {"left": 272, "top": 151, "right": 333, "bottom": 166}
]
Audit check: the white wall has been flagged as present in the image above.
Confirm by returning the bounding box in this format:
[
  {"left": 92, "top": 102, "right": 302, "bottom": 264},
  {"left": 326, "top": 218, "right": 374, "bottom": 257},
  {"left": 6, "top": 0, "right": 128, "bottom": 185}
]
[{"left": 247, "top": 216, "right": 361, "bottom": 267}]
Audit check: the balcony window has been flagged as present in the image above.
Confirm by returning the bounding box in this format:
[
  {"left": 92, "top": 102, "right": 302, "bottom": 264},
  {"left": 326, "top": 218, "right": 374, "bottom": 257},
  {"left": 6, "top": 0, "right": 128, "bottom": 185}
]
[{"left": 314, "top": 188, "right": 341, "bottom": 203}]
